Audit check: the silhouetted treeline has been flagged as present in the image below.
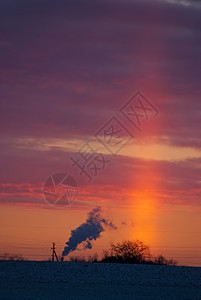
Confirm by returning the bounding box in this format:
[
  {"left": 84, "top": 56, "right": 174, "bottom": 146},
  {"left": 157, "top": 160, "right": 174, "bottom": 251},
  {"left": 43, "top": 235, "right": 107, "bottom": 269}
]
[
  {"left": 0, "top": 253, "right": 24, "bottom": 261},
  {"left": 69, "top": 240, "right": 177, "bottom": 266}
]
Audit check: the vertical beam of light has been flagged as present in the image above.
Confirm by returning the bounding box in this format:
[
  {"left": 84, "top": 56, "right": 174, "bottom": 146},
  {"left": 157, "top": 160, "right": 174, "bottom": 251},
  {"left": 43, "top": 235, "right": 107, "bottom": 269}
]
[
  {"left": 127, "top": 11, "right": 168, "bottom": 246},
  {"left": 130, "top": 167, "right": 159, "bottom": 246}
]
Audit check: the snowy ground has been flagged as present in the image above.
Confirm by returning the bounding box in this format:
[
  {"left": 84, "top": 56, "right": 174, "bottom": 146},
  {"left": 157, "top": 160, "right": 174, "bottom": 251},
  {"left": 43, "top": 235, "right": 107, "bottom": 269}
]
[{"left": 0, "top": 261, "right": 200, "bottom": 300}]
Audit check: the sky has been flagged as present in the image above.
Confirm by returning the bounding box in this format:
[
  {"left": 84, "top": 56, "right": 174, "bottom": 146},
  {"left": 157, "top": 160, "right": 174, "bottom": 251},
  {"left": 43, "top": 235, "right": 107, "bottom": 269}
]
[{"left": 0, "top": 0, "right": 201, "bottom": 266}]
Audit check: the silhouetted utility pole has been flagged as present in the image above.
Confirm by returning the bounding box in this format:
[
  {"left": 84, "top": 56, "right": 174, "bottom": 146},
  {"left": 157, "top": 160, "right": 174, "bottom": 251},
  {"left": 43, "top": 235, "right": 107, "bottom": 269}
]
[{"left": 51, "top": 242, "right": 59, "bottom": 262}]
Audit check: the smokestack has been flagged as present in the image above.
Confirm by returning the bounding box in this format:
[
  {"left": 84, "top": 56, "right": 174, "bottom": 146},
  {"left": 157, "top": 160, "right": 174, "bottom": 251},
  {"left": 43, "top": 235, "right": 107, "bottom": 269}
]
[{"left": 62, "top": 207, "right": 117, "bottom": 257}]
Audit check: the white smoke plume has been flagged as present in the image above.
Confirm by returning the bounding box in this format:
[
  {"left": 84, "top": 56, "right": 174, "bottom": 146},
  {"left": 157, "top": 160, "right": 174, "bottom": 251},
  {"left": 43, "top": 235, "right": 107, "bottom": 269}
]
[{"left": 62, "top": 207, "right": 117, "bottom": 257}]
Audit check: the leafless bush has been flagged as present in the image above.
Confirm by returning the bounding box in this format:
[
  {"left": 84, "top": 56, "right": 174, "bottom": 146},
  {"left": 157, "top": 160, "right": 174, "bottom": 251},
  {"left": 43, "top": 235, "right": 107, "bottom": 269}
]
[
  {"left": 69, "top": 255, "right": 87, "bottom": 262},
  {"left": 154, "top": 255, "right": 177, "bottom": 266},
  {"left": 110, "top": 240, "right": 151, "bottom": 263},
  {"left": 88, "top": 253, "right": 98, "bottom": 262}
]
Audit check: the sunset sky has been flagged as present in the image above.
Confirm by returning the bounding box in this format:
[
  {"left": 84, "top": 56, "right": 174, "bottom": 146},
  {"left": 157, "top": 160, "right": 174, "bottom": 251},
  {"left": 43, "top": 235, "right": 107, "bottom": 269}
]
[{"left": 0, "top": 0, "right": 201, "bottom": 266}]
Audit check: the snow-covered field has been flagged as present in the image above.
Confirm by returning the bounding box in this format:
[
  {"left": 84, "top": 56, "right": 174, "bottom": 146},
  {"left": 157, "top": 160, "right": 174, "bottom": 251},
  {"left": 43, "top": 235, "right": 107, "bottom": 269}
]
[{"left": 0, "top": 261, "right": 200, "bottom": 300}]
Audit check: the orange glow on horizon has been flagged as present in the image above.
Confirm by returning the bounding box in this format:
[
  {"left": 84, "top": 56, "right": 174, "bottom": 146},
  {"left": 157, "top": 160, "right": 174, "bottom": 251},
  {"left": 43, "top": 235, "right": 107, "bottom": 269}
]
[{"left": 131, "top": 192, "right": 158, "bottom": 245}]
